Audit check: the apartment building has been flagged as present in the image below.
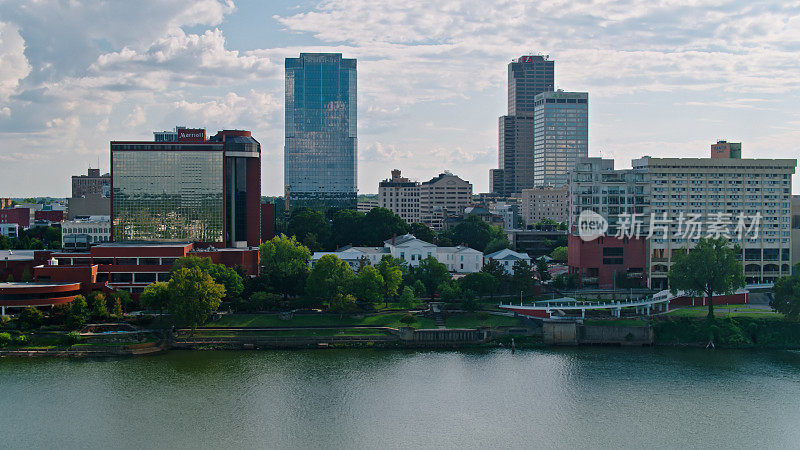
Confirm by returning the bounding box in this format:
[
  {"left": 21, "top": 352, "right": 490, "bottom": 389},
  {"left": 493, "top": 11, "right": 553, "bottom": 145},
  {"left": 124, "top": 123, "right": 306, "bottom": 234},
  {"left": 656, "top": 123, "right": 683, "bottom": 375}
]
[
  {"left": 378, "top": 170, "right": 472, "bottom": 230},
  {"left": 521, "top": 186, "right": 569, "bottom": 226},
  {"left": 636, "top": 156, "right": 795, "bottom": 288}
]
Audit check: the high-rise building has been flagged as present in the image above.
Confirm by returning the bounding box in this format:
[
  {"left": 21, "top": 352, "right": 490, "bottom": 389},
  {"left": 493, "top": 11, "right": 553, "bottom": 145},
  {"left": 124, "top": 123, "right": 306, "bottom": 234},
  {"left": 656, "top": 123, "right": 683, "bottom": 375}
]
[
  {"left": 72, "top": 168, "right": 110, "bottom": 198},
  {"left": 378, "top": 170, "right": 472, "bottom": 230},
  {"left": 521, "top": 186, "right": 569, "bottom": 225},
  {"left": 491, "top": 55, "right": 554, "bottom": 196},
  {"left": 711, "top": 140, "right": 742, "bottom": 159},
  {"left": 285, "top": 53, "right": 357, "bottom": 210},
  {"left": 379, "top": 170, "right": 420, "bottom": 224},
  {"left": 111, "top": 129, "right": 261, "bottom": 247},
  {"left": 533, "top": 90, "right": 588, "bottom": 187}
]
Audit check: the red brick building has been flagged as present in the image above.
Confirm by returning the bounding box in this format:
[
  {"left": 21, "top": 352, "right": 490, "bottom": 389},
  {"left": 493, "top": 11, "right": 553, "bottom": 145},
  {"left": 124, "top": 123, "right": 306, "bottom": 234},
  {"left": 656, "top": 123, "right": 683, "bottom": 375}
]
[
  {"left": 0, "top": 208, "right": 30, "bottom": 228},
  {"left": 35, "top": 209, "right": 64, "bottom": 223},
  {"left": 567, "top": 234, "right": 646, "bottom": 289}
]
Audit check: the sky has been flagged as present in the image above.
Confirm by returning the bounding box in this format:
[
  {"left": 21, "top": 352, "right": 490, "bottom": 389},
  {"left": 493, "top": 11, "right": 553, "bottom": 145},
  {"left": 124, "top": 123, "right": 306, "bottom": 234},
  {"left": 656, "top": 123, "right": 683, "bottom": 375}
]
[{"left": 0, "top": 0, "right": 799, "bottom": 197}]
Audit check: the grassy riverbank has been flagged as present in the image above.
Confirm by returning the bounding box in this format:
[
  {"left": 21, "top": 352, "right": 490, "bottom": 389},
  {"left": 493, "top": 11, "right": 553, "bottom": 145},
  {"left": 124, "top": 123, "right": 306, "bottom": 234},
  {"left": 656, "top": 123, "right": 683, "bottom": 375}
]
[
  {"left": 653, "top": 316, "right": 800, "bottom": 348},
  {"left": 208, "top": 312, "right": 437, "bottom": 329}
]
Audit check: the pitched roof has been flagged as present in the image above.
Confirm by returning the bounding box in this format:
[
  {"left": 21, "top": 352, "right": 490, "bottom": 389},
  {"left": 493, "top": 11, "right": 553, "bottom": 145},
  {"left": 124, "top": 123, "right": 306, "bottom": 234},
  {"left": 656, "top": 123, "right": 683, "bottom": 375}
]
[{"left": 485, "top": 248, "right": 531, "bottom": 260}]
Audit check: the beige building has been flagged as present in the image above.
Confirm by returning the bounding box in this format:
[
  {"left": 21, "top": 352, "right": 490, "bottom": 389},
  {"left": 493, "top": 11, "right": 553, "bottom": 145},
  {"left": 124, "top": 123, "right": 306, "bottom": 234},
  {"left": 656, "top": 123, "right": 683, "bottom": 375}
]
[
  {"left": 521, "top": 186, "right": 568, "bottom": 225},
  {"left": 378, "top": 170, "right": 472, "bottom": 230}
]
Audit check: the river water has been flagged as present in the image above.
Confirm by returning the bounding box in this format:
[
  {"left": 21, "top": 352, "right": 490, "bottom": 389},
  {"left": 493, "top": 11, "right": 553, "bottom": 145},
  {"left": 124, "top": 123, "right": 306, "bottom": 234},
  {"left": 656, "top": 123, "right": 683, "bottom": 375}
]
[{"left": 1, "top": 347, "right": 799, "bottom": 449}]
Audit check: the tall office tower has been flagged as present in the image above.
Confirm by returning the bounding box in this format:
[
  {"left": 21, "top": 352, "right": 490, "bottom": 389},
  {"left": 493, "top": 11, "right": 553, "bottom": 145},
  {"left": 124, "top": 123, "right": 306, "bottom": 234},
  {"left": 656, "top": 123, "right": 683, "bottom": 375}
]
[
  {"left": 491, "top": 55, "right": 554, "bottom": 196},
  {"left": 111, "top": 128, "right": 261, "bottom": 247},
  {"left": 285, "top": 53, "right": 357, "bottom": 210},
  {"left": 533, "top": 90, "right": 588, "bottom": 187}
]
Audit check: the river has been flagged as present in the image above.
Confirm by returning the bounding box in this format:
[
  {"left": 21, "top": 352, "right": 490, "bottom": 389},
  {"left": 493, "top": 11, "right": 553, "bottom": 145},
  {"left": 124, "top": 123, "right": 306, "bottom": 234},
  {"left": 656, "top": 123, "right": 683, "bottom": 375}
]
[{"left": 1, "top": 347, "right": 799, "bottom": 449}]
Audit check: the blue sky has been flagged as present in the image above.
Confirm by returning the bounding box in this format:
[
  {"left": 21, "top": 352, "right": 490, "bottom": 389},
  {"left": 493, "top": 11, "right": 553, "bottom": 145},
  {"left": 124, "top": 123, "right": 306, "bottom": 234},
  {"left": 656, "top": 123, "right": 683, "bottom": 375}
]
[{"left": 0, "top": 0, "right": 798, "bottom": 196}]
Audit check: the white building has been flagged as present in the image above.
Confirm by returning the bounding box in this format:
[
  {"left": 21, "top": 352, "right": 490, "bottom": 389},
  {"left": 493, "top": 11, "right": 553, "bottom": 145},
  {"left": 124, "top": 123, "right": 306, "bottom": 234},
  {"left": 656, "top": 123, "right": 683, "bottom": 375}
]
[
  {"left": 61, "top": 216, "right": 111, "bottom": 250},
  {"left": 0, "top": 223, "right": 19, "bottom": 239},
  {"left": 484, "top": 248, "right": 532, "bottom": 274},
  {"left": 311, "top": 233, "right": 484, "bottom": 273}
]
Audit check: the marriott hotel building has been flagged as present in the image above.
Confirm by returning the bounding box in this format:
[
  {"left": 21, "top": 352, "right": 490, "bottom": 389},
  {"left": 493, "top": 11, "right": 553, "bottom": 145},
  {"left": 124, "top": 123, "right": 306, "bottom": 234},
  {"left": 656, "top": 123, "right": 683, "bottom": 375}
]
[{"left": 110, "top": 129, "right": 262, "bottom": 248}]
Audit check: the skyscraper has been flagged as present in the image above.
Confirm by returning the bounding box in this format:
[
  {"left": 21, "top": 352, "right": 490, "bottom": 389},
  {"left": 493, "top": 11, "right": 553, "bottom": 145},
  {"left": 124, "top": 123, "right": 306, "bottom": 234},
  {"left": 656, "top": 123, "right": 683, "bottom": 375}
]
[
  {"left": 533, "top": 90, "right": 588, "bottom": 187},
  {"left": 285, "top": 53, "right": 357, "bottom": 210},
  {"left": 111, "top": 129, "right": 262, "bottom": 247},
  {"left": 491, "top": 55, "right": 554, "bottom": 196}
]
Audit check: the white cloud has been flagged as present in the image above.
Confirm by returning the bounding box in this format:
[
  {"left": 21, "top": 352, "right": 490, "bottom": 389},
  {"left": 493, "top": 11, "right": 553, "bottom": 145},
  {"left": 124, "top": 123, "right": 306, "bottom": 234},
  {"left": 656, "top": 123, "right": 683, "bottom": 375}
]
[{"left": 0, "top": 21, "right": 31, "bottom": 102}]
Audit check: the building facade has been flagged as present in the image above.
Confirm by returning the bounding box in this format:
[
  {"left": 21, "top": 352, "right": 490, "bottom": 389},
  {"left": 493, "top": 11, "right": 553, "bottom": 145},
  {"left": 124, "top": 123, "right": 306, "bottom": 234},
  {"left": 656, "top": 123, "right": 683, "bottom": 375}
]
[
  {"left": 419, "top": 172, "right": 473, "bottom": 230},
  {"left": 711, "top": 140, "right": 741, "bottom": 159},
  {"left": 72, "top": 168, "right": 110, "bottom": 198},
  {"left": 61, "top": 216, "right": 111, "bottom": 251},
  {"left": 521, "top": 186, "right": 568, "bottom": 225},
  {"left": 491, "top": 55, "right": 554, "bottom": 196},
  {"left": 378, "top": 170, "right": 420, "bottom": 224},
  {"left": 111, "top": 129, "right": 261, "bottom": 247},
  {"left": 533, "top": 90, "right": 588, "bottom": 187},
  {"left": 792, "top": 195, "right": 800, "bottom": 273},
  {"left": 285, "top": 53, "right": 357, "bottom": 210}
]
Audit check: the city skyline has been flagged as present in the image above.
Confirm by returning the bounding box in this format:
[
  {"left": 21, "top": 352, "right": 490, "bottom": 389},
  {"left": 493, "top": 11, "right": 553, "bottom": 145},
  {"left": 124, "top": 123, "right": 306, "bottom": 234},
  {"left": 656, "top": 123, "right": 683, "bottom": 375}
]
[{"left": 1, "top": 0, "right": 800, "bottom": 197}]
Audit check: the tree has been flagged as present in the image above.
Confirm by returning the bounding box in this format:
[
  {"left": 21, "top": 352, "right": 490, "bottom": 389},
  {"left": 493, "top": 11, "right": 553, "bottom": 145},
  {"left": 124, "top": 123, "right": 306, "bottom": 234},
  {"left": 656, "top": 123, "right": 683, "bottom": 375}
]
[
  {"left": 172, "top": 256, "right": 244, "bottom": 301},
  {"left": 353, "top": 266, "right": 385, "bottom": 306},
  {"left": 459, "top": 272, "right": 500, "bottom": 300},
  {"left": 287, "top": 208, "right": 329, "bottom": 251},
  {"left": 111, "top": 299, "right": 124, "bottom": 318},
  {"left": 511, "top": 260, "right": 537, "bottom": 295},
  {"left": 305, "top": 254, "right": 354, "bottom": 303},
  {"left": 329, "top": 209, "right": 365, "bottom": 249},
  {"left": 461, "top": 289, "right": 479, "bottom": 311},
  {"left": 20, "top": 268, "right": 32, "bottom": 282},
  {"left": 399, "top": 286, "right": 418, "bottom": 309},
  {"left": 535, "top": 258, "right": 551, "bottom": 282},
  {"left": 552, "top": 273, "right": 578, "bottom": 290},
  {"left": 361, "top": 207, "right": 409, "bottom": 246},
  {"left": 376, "top": 255, "right": 403, "bottom": 306},
  {"left": 409, "top": 222, "right": 436, "bottom": 243},
  {"left": 91, "top": 293, "right": 108, "bottom": 319},
  {"left": 451, "top": 215, "right": 495, "bottom": 251},
  {"left": 437, "top": 279, "right": 461, "bottom": 302},
  {"left": 329, "top": 293, "right": 358, "bottom": 315},
  {"left": 550, "top": 246, "right": 568, "bottom": 263},
  {"left": 481, "top": 259, "right": 509, "bottom": 293},
  {"left": 668, "top": 237, "right": 745, "bottom": 320},
  {"left": 259, "top": 235, "right": 312, "bottom": 299},
  {"left": 484, "top": 236, "right": 511, "bottom": 255},
  {"left": 141, "top": 282, "right": 170, "bottom": 314},
  {"left": 168, "top": 267, "right": 226, "bottom": 330},
  {"left": 111, "top": 289, "right": 132, "bottom": 312},
  {"left": 18, "top": 307, "right": 44, "bottom": 330},
  {"left": 412, "top": 280, "right": 426, "bottom": 298},
  {"left": 412, "top": 256, "right": 451, "bottom": 298},
  {"left": 771, "top": 272, "right": 800, "bottom": 319},
  {"left": 66, "top": 295, "right": 89, "bottom": 330}
]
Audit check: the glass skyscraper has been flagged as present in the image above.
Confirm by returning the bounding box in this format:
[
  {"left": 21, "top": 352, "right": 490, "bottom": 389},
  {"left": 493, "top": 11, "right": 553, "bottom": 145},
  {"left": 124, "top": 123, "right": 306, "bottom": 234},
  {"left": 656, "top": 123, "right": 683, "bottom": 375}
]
[
  {"left": 533, "top": 90, "right": 588, "bottom": 187},
  {"left": 285, "top": 53, "right": 357, "bottom": 210},
  {"left": 491, "top": 55, "right": 554, "bottom": 196}
]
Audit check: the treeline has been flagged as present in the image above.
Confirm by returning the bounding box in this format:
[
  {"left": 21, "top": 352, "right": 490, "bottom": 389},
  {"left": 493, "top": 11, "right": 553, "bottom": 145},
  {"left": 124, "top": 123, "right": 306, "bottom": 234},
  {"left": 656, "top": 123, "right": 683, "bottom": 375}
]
[
  {"left": 0, "top": 226, "right": 61, "bottom": 250},
  {"left": 280, "top": 207, "right": 511, "bottom": 254}
]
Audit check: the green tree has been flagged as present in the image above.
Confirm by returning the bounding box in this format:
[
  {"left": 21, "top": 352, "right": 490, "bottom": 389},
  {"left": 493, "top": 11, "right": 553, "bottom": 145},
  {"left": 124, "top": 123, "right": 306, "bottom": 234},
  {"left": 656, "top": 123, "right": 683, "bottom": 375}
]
[
  {"left": 306, "top": 254, "right": 354, "bottom": 303},
  {"left": 409, "top": 222, "right": 436, "bottom": 243},
  {"left": 66, "top": 295, "right": 89, "bottom": 330},
  {"left": 172, "top": 256, "right": 244, "bottom": 300},
  {"left": 412, "top": 256, "right": 451, "bottom": 298},
  {"left": 399, "top": 286, "right": 418, "bottom": 309},
  {"left": 459, "top": 272, "right": 500, "bottom": 300},
  {"left": 451, "top": 215, "right": 495, "bottom": 251},
  {"left": 437, "top": 278, "right": 461, "bottom": 302},
  {"left": 550, "top": 246, "right": 568, "bottom": 263},
  {"left": 668, "top": 237, "right": 745, "bottom": 320},
  {"left": 20, "top": 268, "right": 32, "bottom": 282},
  {"left": 330, "top": 293, "right": 357, "bottom": 315},
  {"left": 18, "top": 307, "right": 44, "bottom": 330},
  {"left": 412, "top": 280, "right": 426, "bottom": 298},
  {"left": 111, "top": 298, "right": 124, "bottom": 318},
  {"left": 535, "top": 258, "right": 551, "bottom": 282},
  {"left": 771, "top": 271, "right": 800, "bottom": 319},
  {"left": 91, "top": 293, "right": 108, "bottom": 319},
  {"left": 353, "top": 266, "right": 384, "bottom": 305},
  {"left": 329, "top": 209, "right": 365, "bottom": 249},
  {"left": 484, "top": 236, "right": 511, "bottom": 255},
  {"left": 259, "top": 235, "right": 312, "bottom": 299},
  {"left": 376, "top": 255, "right": 403, "bottom": 306},
  {"left": 481, "top": 259, "right": 508, "bottom": 293},
  {"left": 168, "top": 267, "right": 226, "bottom": 330},
  {"left": 461, "top": 289, "right": 479, "bottom": 311},
  {"left": 141, "top": 282, "right": 170, "bottom": 314},
  {"left": 361, "top": 207, "right": 409, "bottom": 246},
  {"left": 287, "top": 208, "right": 329, "bottom": 251},
  {"left": 511, "top": 260, "right": 537, "bottom": 295},
  {"left": 111, "top": 289, "right": 132, "bottom": 313}
]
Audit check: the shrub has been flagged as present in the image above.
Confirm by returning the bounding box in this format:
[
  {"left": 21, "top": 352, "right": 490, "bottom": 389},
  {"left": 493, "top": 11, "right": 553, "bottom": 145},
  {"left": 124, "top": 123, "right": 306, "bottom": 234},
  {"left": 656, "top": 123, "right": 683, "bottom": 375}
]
[
  {"left": 476, "top": 311, "right": 490, "bottom": 321},
  {"left": 399, "top": 286, "right": 417, "bottom": 309},
  {"left": 399, "top": 313, "right": 417, "bottom": 325},
  {"left": 461, "top": 290, "right": 479, "bottom": 312},
  {"left": 12, "top": 335, "right": 27, "bottom": 346},
  {"left": 0, "top": 332, "right": 11, "bottom": 347},
  {"left": 0, "top": 315, "right": 10, "bottom": 328},
  {"left": 18, "top": 307, "right": 44, "bottom": 330},
  {"left": 66, "top": 296, "right": 89, "bottom": 330},
  {"left": 60, "top": 331, "right": 81, "bottom": 347}
]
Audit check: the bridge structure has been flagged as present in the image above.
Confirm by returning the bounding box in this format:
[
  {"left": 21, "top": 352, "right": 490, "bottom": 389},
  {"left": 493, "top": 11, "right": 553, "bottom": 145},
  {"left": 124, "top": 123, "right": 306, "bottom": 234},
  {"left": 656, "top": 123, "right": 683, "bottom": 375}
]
[{"left": 499, "top": 286, "right": 759, "bottom": 320}]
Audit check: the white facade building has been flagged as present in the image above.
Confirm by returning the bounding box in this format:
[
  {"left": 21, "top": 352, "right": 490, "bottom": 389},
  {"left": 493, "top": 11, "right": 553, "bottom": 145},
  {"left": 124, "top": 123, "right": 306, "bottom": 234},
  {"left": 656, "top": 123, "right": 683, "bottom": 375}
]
[
  {"left": 484, "top": 248, "right": 532, "bottom": 274},
  {"left": 61, "top": 216, "right": 111, "bottom": 250},
  {"left": 311, "top": 234, "right": 483, "bottom": 273},
  {"left": 0, "top": 223, "right": 19, "bottom": 238}
]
